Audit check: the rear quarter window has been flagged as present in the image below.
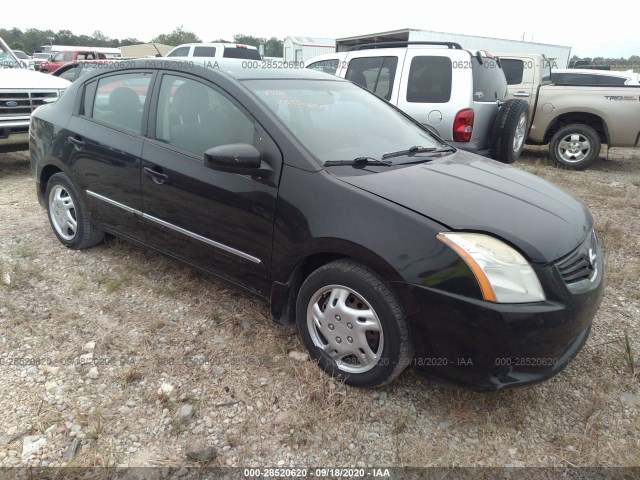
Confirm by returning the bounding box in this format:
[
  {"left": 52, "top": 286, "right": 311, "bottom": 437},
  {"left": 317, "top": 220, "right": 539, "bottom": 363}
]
[
  {"left": 552, "top": 73, "right": 596, "bottom": 85},
  {"left": 307, "top": 59, "right": 340, "bottom": 75},
  {"left": 501, "top": 59, "right": 524, "bottom": 85},
  {"left": 406, "top": 56, "right": 452, "bottom": 103},
  {"left": 223, "top": 48, "right": 261, "bottom": 60},
  {"left": 167, "top": 46, "right": 190, "bottom": 57},
  {"left": 471, "top": 57, "right": 506, "bottom": 102}
]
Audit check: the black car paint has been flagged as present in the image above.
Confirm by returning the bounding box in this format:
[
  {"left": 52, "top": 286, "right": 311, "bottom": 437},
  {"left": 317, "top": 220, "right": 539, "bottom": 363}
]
[{"left": 30, "top": 60, "right": 603, "bottom": 390}]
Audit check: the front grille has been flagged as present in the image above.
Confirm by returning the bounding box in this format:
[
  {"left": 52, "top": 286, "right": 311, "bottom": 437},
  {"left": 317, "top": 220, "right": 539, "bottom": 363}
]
[
  {"left": 0, "top": 91, "right": 59, "bottom": 117},
  {"left": 556, "top": 230, "right": 598, "bottom": 284}
]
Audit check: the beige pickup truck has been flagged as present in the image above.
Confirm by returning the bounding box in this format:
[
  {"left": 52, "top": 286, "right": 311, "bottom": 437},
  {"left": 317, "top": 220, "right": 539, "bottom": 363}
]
[{"left": 497, "top": 53, "right": 640, "bottom": 169}]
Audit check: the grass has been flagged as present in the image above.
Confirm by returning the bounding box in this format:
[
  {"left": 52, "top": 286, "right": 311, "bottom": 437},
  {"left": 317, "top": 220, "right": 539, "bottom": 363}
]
[
  {"left": 2, "top": 148, "right": 640, "bottom": 468},
  {"left": 623, "top": 332, "right": 636, "bottom": 378}
]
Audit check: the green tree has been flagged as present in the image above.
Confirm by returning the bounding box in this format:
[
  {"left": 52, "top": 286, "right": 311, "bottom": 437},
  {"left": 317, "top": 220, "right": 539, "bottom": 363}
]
[
  {"left": 264, "top": 37, "right": 283, "bottom": 57},
  {"left": 92, "top": 30, "right": 110, "bottom": 47},
  {"left": 152, "top": 26, "right": 201, "bottom": 46},
  {"left": 232, "top": 34, "right": 262, "bottom": 48}
]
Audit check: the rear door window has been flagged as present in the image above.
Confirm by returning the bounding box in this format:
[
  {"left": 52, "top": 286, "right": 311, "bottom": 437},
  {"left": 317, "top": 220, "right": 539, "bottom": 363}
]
[
  {"left": 471, "top": 57, "right": 506, "bottom": 102},
  {"left": 193, "top": 46, "right": 217, "bottom": 57},
  {"left": 406, "top": 56, "right": 452, "bottom": 103},
  {"left": 345, "top": 56, "right": 398, "bottom": 100}
]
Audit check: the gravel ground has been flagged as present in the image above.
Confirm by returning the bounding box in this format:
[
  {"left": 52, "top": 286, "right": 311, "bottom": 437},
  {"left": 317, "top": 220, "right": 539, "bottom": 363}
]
[{"left": 0, "top": 146, "right": 639, "bottom": 469}]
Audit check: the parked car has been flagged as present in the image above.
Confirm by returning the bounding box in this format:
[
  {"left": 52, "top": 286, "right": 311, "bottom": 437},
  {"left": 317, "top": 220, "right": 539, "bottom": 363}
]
[
  {"left": 40, "top": 50, "right": 107, "bottom": 73},
  {"left": 0, "top": 36, "right": 70, "bottom": 148},
  {"left": 550, "top": 68, "right": 639, "bottom": 86},
  {"left": 12, "top": 50, "right": 33, "bottom": 69},
  {"left": 166, "top": 43, "right": 261, "bottom": 60},
  {"left": 30, "top": 59, "right": 604, "bottom": 391},
  {"left": 306, "top": 42, "right": 529, "bottom": 164},
  {"left": 32, "top": 52, "right": 52, "bottom": 70},
  {"left": 498, "top": 53, "right": 640, "bottom": 169}
]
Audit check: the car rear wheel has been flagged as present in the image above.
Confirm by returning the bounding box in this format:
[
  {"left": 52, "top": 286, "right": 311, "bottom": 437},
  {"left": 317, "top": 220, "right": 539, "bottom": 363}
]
[
  {"left": 46, "top": 172, "right": 104, "bottom": 249},
  {"left": 549, "top": 124, "right": 601, "bottom": 170},
  {"left": 296, "top": 260, "right": 412, "bottom": 388},
  {"left": 491, "top": 99, "right": 529, "bottom": 164}
]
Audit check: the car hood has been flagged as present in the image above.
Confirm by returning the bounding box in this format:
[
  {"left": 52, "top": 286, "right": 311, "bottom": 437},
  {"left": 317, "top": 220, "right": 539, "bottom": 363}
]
[
  {"left": 0, "top": 68, "right": 71, "bottom": 89},
  {"left": 334, "top": 151, "right": 592, "bottom": 264}
]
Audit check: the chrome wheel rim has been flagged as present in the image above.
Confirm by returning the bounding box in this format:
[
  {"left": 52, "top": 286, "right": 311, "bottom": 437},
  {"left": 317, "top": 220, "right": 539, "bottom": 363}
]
[
  {"left": 557, "top": 133, "right": 591, "bottom": 163},
  {"left": 513, "top": 113, "right": 527, "bottom": 153},
  {"left": 49, "top": 185, "right": 77, "bottom": 241},
  {"left": 307, "top": 285, "right": 384, "bottom": 374}
]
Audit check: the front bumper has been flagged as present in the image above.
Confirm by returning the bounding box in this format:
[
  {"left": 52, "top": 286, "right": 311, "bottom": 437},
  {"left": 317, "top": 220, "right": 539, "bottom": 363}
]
[
  {"left": 403, "top": 249, "right": 604, "bottom": 391},
  {"left": 0, "top": 121, "right": 29, "bottom": 147}
]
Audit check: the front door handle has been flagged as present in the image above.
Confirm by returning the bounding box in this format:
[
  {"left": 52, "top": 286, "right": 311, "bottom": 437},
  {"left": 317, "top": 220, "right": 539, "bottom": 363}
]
[
  {"left": 67, "top": 136, "right": 85, "bottom": 150},
  {"left": 144, "top": 166, "right": 169, "bottom": 185},
  {"left": 513, "top": 91, "right": 531, "bottom": 97}
]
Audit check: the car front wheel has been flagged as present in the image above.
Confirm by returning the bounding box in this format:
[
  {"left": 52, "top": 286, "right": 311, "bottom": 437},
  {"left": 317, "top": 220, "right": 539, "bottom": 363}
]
[
  {"left": 296, "top": 260, "right": 412, "bottom": 388},
  {"left": 46, "top": 172, "right": 104, "bottom": 249}
]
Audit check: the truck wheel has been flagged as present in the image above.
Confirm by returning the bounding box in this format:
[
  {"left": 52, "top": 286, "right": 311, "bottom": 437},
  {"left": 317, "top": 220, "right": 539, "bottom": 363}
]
[
  {"left": 549, "top": 124, "right": 601, "bottom": 170},
  {"left": 490, "top": 99, "right": 529, "bottom": 164}
]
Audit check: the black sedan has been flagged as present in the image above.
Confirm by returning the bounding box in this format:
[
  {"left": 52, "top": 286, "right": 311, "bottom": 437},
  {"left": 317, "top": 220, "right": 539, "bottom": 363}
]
[{"left": 29, "top": 59, "right": 604, "bottom": 390}]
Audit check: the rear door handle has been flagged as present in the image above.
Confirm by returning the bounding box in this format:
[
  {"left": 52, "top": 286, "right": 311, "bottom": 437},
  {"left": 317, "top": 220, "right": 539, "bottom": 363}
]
[
  {"left": 67, "top": 136, "right": 85, "bottom": 150},
  {"left": 513, "top": 91, "right": 531, "bottom": 97},
  {"left": 144, "top": 166, "right": 169, "bottom": 185}
]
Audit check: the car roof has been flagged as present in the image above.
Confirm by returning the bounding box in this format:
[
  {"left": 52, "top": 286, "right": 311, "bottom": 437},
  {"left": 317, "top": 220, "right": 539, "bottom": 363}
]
[{"left": 79, "top": 58, "right": 345, "bottom": 82}]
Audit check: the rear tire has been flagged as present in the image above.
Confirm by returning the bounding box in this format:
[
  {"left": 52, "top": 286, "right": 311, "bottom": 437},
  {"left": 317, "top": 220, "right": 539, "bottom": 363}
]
[
  {"left": 491, "top": 99, "right": 529, "bottom": 164},
  {"left": 46, "top": 172, "right": 104, "bottom": 249},
  {"left": 549, "top": 124, "right": 601, "bottom": 170}
]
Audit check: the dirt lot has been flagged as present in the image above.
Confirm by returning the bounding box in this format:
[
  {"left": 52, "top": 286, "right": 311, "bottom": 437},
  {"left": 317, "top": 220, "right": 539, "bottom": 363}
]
[{"left": 0, "top": 147, "right": 639, "bottom": 469}]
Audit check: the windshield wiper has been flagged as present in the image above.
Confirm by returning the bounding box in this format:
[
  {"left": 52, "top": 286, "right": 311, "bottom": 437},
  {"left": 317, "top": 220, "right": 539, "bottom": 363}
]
[
  {"left": 324, "top": 157, "right": 393, "bottom": 167},
  {"left": 382, "top": 145, "right": 437, "bottom": 159}
]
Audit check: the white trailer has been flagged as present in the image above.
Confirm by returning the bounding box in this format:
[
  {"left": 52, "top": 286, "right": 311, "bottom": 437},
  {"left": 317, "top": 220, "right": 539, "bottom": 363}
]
[
  {"left": 283, "top": 37, "right": 335, "bottom": 63},
  {"left": 336, "top": 29, "right": 572, "bottom": 68}
]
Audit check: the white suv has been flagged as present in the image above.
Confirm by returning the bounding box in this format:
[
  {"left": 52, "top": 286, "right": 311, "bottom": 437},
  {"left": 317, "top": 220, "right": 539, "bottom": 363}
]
[
  {"left": 166, "top": 43, "right": 261, "bottom": 60},
  {"left": 307, "top": 42, "right": 529, "bottom": 163}
]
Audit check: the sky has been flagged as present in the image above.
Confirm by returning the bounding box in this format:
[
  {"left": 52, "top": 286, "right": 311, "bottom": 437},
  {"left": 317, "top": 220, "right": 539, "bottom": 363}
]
[{"left": 5, "top": 0, "right": 640, "bottom": 59}]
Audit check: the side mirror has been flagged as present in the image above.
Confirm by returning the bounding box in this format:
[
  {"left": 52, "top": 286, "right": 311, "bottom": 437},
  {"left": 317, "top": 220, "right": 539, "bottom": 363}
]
[{"left": 204, "top": 144, "right": 273, "bottom": 177}]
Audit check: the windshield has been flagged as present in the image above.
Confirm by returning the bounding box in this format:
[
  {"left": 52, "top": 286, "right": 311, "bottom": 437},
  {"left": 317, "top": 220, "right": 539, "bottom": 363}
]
[{"left": 245, "top": 79, "right": 441, "bottom": 163}]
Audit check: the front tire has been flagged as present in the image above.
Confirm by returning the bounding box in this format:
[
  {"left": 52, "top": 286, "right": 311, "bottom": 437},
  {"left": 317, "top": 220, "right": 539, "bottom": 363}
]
[
  {"left": 296, "top": 260, "right": 411, "bottom": 388},
  {"left": 549, "top": 124, "right": 601, "bottom": 170},
  {"left": 46, "top": 172, "right": 104, "bottom": 249}
]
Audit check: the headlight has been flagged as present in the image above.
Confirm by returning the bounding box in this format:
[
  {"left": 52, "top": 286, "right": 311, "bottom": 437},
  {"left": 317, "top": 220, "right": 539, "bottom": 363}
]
[{"left": 437, "top": 232, "right": 545, "bottom": 303}]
